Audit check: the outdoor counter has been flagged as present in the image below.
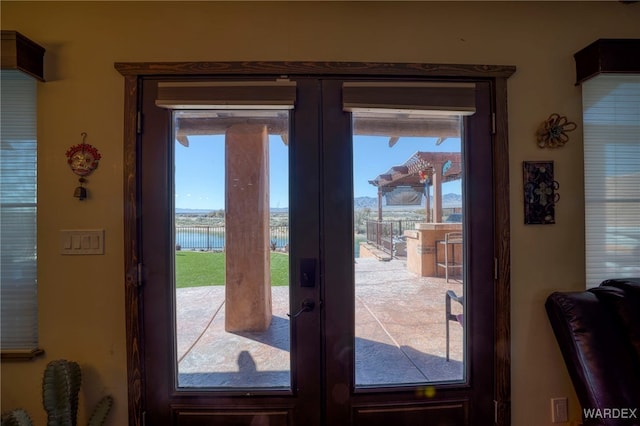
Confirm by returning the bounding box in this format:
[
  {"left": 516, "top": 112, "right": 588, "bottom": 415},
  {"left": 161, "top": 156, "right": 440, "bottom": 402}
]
[{"left": 405, "top": 223, "right": 463, "bottom": 277}]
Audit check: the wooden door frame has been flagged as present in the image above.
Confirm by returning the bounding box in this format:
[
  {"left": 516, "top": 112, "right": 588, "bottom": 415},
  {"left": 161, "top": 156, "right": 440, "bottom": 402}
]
[{"left": 115, "top": 61, "right": 515, "bottom": 426}]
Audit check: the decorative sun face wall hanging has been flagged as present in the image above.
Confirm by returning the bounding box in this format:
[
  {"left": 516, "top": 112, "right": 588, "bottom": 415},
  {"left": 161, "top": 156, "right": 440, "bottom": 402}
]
[{"left": 65, "top": 132, "right": 101, "bottom": 200}]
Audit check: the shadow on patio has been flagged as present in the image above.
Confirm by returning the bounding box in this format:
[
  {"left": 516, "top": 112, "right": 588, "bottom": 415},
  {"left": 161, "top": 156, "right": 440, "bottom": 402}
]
[{"left": 176, "top": 258, "right": 464, "bottom": 388}]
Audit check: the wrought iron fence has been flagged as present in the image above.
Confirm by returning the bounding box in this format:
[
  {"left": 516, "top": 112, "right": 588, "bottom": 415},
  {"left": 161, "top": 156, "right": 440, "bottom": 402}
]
[
  {"left": 365, "top": 220, "right": 419, "bottom": 255},
  {"left": 175, "top": 225, "right": 289, "bottom": 251}
]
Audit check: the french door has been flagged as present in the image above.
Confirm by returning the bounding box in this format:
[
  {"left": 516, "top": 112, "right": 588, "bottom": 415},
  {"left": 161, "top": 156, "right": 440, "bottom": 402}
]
[{"left": 122, "top": 63, "right": 512, "bottom": 426}]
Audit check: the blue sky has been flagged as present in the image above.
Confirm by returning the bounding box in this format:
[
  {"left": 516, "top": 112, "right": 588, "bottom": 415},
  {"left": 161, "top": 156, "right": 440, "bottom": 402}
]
[{"left": 174, "top": 134, "right": 461, "bottom": 210}]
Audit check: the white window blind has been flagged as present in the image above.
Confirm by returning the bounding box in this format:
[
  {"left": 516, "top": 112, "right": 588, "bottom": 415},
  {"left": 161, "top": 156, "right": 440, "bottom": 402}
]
[
  {"left": 1, "top": 70, "right": 39, "bottom": 352},
  {"left": 583, "top": 74, "right": 640, "bottom": 288}
]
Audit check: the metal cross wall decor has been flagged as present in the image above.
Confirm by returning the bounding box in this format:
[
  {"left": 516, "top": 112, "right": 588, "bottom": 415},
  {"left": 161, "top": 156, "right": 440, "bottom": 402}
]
[{"left": 523, "top": 161, "right": 560, "bottom": 224}]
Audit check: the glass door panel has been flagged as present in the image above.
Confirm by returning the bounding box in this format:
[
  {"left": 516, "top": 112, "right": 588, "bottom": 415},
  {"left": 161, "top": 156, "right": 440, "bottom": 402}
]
[
  {"left": 173, "top": 110, "right": 292, "bottom": 389},
  {"left": 352, "top": 111, "right": 465, "bottom": 387}
]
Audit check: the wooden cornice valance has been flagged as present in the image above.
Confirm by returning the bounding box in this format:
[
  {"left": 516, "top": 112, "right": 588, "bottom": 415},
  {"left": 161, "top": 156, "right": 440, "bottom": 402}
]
[
  {"left": 1, "top": 31, "right": 45, "bottom": 81},
  {"left": 115, "top": 61, "right": 515, "bottom": 79},
  {"left": 574, "top": 39, "right": 640, "bottom": 85}
]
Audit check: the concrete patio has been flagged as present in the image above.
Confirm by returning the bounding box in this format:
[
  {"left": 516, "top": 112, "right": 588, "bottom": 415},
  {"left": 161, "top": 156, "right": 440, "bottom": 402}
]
[{"left": 176, "top": 257, "right": 464, "bottom": 388}]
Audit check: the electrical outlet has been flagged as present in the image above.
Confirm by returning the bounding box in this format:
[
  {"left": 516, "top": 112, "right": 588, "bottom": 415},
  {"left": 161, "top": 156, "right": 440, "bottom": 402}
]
[{"left": 551, "top": 397, "right": 568, "bottom": 423}]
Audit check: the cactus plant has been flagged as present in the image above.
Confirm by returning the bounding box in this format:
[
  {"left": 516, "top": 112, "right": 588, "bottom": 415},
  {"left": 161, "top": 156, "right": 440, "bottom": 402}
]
[
  {"left": 43, "top": 359, "right": 82, "bottom": 426},
  {"left": 0, "top": 360, "right": 112, "bottom": 426},
  {"left": 85, "top": 396, "right": 113, "bottom": 426},
  {"left": 1, "top": 409, "right": 33, "bottom": 426}
]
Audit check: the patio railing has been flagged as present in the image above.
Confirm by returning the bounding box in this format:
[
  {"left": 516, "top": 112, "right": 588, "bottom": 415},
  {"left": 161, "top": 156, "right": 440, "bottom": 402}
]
[
  {"left": 365, "top": 220, "right": 418, "bottom": 256},
  {"left": 175, "top": 225, "right": 289, "bottom": 251}
]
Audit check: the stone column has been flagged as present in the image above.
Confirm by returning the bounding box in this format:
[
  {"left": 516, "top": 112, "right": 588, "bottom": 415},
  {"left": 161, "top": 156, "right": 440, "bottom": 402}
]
[{"left": 225, "top": 124, "right": 272, "bottom": 332}]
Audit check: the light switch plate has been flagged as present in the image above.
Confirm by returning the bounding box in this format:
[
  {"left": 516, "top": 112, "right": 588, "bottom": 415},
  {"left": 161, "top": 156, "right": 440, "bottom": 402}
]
[
  {"left": 60, "top": 229, "right": 104, "bottom": 255},
  {"left": 551, "top": 397, "right": 568, "bottom": 423}
]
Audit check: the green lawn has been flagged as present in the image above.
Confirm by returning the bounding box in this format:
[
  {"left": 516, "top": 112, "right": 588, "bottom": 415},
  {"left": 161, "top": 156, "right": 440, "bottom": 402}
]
[{"left": 175, "top": 251, "right": 289, "bottom": 288}]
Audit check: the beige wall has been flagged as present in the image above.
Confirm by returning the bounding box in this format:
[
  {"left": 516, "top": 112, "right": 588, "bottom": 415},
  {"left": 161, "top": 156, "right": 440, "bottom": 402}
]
[{"left": 1, "top": 2, "right": 638, "bottom": 425}]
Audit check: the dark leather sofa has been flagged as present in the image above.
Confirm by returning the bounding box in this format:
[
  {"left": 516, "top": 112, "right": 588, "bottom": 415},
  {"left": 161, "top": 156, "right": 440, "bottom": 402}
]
[{"left": 545, "top": 278, "right": 640, "bottom": 426}]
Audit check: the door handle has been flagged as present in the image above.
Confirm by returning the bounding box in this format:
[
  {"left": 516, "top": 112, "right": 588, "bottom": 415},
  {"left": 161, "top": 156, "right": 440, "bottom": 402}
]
[{"left": 287, "top": 299, "right": 315, "bottom": 318}]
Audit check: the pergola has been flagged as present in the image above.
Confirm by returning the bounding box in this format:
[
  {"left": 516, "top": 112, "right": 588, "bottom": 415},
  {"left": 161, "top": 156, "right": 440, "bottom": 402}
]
[{"left": 369, "top": 151, "right": 462, "bottom": 223}]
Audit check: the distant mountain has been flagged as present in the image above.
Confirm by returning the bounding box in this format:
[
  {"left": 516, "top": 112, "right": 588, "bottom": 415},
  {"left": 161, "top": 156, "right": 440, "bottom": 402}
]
[
  {"left": 175, "top": 208, "right": 217, "bottom": 214},
  {"left": 353, "top": 196, "right": 378, "bottom": 210},
  {"left": 270, "top": 207, "right": 289, "bottom": 213},
  {"left": 442, "top": 193, "right": 463, "bottom": 207},
  {"left": 176, "top": 193, "right": 461, "bottom": 214},
  {"left": 354, "top": 193, "right": 462, "bottom": 210}
]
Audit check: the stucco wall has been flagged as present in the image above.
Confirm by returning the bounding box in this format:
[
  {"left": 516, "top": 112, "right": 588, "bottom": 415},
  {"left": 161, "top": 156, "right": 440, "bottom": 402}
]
[{"left": 1, "top": 2, "right": 639, "bottom": 425}]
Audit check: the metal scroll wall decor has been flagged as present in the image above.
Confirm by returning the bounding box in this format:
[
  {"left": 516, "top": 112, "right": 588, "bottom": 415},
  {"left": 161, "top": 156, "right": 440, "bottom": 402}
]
[
  {"left": 523, "top": 161, "right": 560, "bottom": 225},
  {"left": 535, "top": 113, "right": 577, "bottom": 149}
]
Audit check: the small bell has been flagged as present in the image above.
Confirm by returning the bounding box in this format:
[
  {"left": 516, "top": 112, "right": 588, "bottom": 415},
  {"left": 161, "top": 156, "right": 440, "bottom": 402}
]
[
  {"left": 74, "top": 186, "right": 87, "bottom": 200},
  {"left": 73, "top": 177, "right": 87, "bottom": 201}
]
